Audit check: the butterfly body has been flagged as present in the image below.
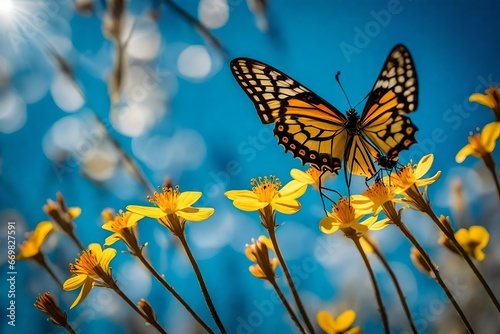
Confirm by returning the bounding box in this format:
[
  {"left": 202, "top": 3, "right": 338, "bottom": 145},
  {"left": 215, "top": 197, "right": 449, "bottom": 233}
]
[{"left": 230, "top": 45, "right": 418, "bottom": 185}]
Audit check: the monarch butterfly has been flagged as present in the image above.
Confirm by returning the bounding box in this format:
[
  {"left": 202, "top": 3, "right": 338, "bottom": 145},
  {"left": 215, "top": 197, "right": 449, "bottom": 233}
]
[{"left": 230, "top": 44, "right": 418, "bottom": 188}]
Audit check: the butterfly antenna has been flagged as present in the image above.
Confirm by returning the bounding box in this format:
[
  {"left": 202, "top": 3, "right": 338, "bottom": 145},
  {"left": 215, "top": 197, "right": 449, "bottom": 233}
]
[
  {"left": 353, "top": 91, "right": 370, "bottom": 110},
  {"left": 335, "top": 71, "right": 352, "bottom": 110}
]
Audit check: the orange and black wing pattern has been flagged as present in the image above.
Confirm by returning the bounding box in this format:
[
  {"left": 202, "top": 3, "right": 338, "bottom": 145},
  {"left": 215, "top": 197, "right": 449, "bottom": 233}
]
[
  {"left": 230, "top": 58, "right": 348, "bottom": 172},
  {"left": 360, "top": 44, "right": 419, "bottom": 161}
]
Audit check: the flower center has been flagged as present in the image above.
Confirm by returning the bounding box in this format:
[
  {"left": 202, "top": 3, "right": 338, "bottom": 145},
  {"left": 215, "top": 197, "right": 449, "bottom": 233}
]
[
  {"left": 251, "top": 176, "right": 281, "bottom": 202},
  {"left": 108, "top": 210, "right": 128, "bottom": 232},
  {"left": 393, "top": 164, "right": 416, "bottom": 190},
  {"left": 148, "top": 186, "right": 180, "bottom": 213},
  {"left": 365, "top": 181, "right": 394, "bottom": 206},
  {"left": 332, "top": 198, "right": 356, "bottom": 225},
  {"left": 70, "top": 250, "right": 100, "bottom": 276},
  {"left": 468, "top": 133, "right": 486, "bottom": 155}
]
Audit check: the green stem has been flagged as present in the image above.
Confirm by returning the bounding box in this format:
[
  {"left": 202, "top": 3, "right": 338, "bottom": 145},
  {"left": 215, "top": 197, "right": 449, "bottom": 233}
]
[
  {"left": 112, "top": 284, "right": 168, "bottom": 334},
  {"left": 351, "top": 237, "right": 390, "bottom": 334},
  {"left": 426, "top": 207, "right": 500, "bottom": 314},
  {"left": 177, "top": 234, "right": 227, "bottom": 334},
  {"left": 362, "top": 236, "right": 417, "bottom": 334},
  {"left": 269, "top": 280, "right": 307, "bottom": 334},
  {"left": 268, "top": 227, "right": 315, "bottom": 333},
  {"left": 135, "top": 251, "right": 215, "bottom": 333},
  {"left": 396, "top": 221, "right": 473, "bottom": 333}
]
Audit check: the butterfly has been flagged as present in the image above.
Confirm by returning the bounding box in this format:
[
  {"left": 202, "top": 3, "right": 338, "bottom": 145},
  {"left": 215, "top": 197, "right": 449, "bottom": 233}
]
[{"left": 230, "top": 44, "right": 418, "bottom": 188}]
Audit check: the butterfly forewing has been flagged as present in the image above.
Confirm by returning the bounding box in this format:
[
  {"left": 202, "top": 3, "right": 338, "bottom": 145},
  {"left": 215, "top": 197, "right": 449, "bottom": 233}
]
[
  {"left": 360, "top": 44, "right": 419, "bottom": 160},
  {"left": 230, "top": 58, "right": 348, "bottom": 172}
]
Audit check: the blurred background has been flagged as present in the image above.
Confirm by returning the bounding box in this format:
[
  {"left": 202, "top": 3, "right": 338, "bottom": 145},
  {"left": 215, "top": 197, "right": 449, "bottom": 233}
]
[{"left": 1, "top": 0, "right": 500, "bottom": 333}]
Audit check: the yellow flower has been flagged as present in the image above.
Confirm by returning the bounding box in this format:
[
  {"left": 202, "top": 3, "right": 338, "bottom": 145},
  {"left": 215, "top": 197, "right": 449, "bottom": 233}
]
[
  {"left": 351, "top": 180, "right": 398, "bottom": 214},
  {"left": 390, "top": 154, "right": 441, "bottom": 193},
  {"left": 127, "top": 186, "right": 214, "bottom": 235},
  {"left": 290, "top": 167, "right": 334, "bottom": 191},
  {"left": 34, "top": 292, "right": 68, "bottom": 328},
  {"left": 102, "top": 210, "right": 144, "bottom": 249},
  {"left": 316, "top": 309, "right": 362, "bottom": 334},
  {"left": 455, "top": 226, "right": 489, "bottom": 261},
  {"left": 43, "top": 192, "right": 82, "bottom": 230},
  {"left": 245, "top": 236, "right": 279, "bottom": 281},
  {"left": 469, "top": 86, "right": 500, "bottom": 121},
  {"left": 63, "top": 243, "right": 116, "bottom": 308},
  {"left": 225, "top": 175, "right": 307, "bottom": 214},
  {"left": 320, "top": 198, "right": 381, "bottom": 235},
  {"left": 17, "top": 221, "right": 56, "bottom": 260},
  {"left": 456, "top": 122, "right": 500, "bottom": 164}
]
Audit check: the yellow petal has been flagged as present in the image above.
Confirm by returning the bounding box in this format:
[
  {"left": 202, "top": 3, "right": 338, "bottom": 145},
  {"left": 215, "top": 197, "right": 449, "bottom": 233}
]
[
  {"left": 369, "top": 218, "right": 392, "bottom": 230},
  {"left": 350, "top": 195, "right": 375, "bottom": 214},
  {"left": 70, "top": 277, "right": 94, "bottom": 309},
  {"left": 69, "top": 207, "right": 82, "bottom": 219},
  {"left": 31, "top": 221, "right": 56, "bottom": 249},
  {"left": 245, "top": 245, "right": 257, "bottom": 262},
  {"left": 469, "top": 225, "right": 489, "bottom": 247},
  {"left": 474, "top": 248, "right": 486, "bottom": 261},
  {"left": 249, "top": 264, "right": 266, "bottom": 279},
  {"left": 224, "top": 189, "right": 258, "bottom": 201},
  {"left": 104, "top": 234, "right": 121, "bottom": 246},
  {"left": 320, "top": 217, "right": 340, "bottom": 234},
  {"left": 360, "top": 216, "right": 379, "bottom": 229},
  {"left": 455, "top": 144, "right": 476, "bottom": 163},
  {"left": 126, "top": 205, "right": 166, "bottom": 218},
  {"left": 279, "top": 180, "right": 307, "bottom": 199},
  {"left": 177, "top": 207, "right": 214, "bottom": 222},
  {"left": 469, "top": 93, "right": 495, "bottom": 108},
  {"left": 345, "top": 326, "right": 362, "bottom": 334},
  {"left": 481, "top": 122, "right": 500, "bottom": 153},
  {"left": 455, "top": 229, "right": 471, "bottom": 253},
  {"left": 350, "top": 223, "right": 369, "bottom": 234},
  {"left": 233, "top": 198, "right": 267, "bottom": 211},
  {"left": 101, "top": 221, "right": 114, "bottom": 231},
  {"left": 290, "top": 168, "right": 314, "bottom": 184},
  {"left": 272, "top": 197, "right": 301, "bottom": 214},
  {"left": 316, "top": 310, "right": 336, "bottom": 333},
  {"left": 63, "top": 274, "right": 88, "bottom": 291},
  {"left": 414, "top": 154, "right": 433, "bottom": 179},
  {"left": 415, "top": 171, "right": 441, "bottom": 187},
  {"left": 100, "top": 248, "right": 117, "bottom": 272},
  {"left": 334, "top": 309, "right": 356, "bottom": 332},
  {"left": 176, "top": 191, "right": 202, "bottom": 210},
  {"left": 88, "top": 243, "right": 102, "bottom": 259},
  {"left": 126, "top": 212, "right": 144, "bottom": 227},
  {"left": 257, "top": 235, "right": 274, "bottom": 252}
]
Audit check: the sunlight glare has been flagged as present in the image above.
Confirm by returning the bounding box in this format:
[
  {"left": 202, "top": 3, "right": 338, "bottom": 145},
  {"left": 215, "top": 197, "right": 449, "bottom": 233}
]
[{"left": 0, "top": 0, "right": 15, "bottom": 19}]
